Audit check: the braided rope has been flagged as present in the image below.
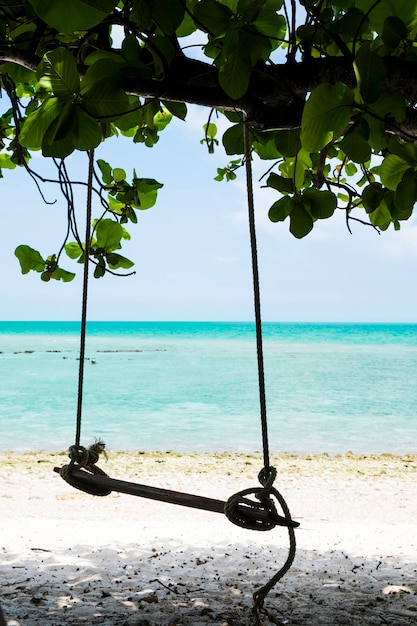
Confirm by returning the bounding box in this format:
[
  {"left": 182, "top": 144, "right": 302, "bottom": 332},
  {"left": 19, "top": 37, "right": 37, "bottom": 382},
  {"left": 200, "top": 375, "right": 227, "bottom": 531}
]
[
  {"left": 225, "top": 463, "right": 298, "bottom": 622},
  {"left": 224, "top": 467, "right": 290, "bottom": 531},
  {"left": 242, "top": 119, "right": 298, "bottom": 620},
  {"left": 251, "top": 523, "right": 297, "bottom": 626},
  {"left": 57, "top": 152, "right": 112, "bottom": 498},
  {"left": 59, "top": 441, "right": 112, "bottom": 497}
]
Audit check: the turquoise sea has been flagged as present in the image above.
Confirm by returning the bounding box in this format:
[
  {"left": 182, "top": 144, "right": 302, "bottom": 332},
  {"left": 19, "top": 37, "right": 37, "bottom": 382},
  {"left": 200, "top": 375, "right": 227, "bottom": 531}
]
[{"left": 1, "top": 321, "right": 416, "bottom": 455}]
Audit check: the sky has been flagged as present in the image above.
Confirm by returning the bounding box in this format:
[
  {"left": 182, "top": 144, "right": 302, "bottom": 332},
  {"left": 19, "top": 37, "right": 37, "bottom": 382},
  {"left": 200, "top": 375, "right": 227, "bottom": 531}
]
[{"left": 2, "top": 104, "right": 417, "bottom": 322}]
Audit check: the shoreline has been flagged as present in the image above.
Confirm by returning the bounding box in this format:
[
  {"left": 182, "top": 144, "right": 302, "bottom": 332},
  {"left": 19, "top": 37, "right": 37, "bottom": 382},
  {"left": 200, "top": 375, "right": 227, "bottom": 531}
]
[{"left": 1, "top": 449, "right": 417, "bottom": 477}]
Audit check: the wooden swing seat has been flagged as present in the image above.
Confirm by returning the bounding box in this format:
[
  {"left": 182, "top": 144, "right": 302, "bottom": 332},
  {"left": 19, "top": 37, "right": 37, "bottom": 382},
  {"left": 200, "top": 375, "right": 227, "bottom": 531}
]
[{"left": 53, "top": 465, "right": 299, "bottom": 528}]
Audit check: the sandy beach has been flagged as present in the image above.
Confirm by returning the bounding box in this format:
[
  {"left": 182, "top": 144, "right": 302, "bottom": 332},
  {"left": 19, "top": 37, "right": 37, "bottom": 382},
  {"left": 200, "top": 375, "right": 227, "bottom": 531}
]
[{"left": 1, "top": 451, "right": 417, "bottom": 625}]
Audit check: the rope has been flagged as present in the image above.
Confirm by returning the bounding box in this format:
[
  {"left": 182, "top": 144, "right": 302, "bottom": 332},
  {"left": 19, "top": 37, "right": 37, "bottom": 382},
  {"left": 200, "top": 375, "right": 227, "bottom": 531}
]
[
  {"left": 242, "top": 121, "right": 297, "bottom": 623},
  {"left": 75, "top": 149, "right": 94, "bottom": 448},
  {"left": 244, "top": 122, "right": 271, "bottom": 474},
  {"left": 224, "top": 467, "right": 298, "bottom": 531},
  {"left": 59, "top": 150, "right": 111, "bottom": 496},
  {"left": 59, "top": 441, "right": 112, "bottom": 496},
  {"left": 251, "top": 524, "right": 297, "bottom": 626}
]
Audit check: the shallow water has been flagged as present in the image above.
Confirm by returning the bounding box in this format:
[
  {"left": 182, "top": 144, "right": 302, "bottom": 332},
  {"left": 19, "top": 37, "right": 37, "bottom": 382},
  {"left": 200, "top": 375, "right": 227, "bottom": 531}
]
[{"left": 1, "top": 321, "right": 416, "bottom": 454}]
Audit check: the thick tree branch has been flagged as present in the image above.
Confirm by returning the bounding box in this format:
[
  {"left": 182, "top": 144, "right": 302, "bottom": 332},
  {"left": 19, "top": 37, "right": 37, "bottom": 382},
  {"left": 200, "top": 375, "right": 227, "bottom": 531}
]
[
  {"left": 1, "top": 46, "right": 417, "bottom": 137},
  {"left": 0, "top": 46, "right": 38, "bottom": 71}
]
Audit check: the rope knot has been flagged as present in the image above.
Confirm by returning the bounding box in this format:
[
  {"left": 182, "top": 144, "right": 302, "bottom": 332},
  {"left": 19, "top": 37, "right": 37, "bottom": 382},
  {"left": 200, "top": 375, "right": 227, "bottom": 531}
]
[
  {"left": 59, "top": 441, "right": 111, "bottom": 497},
  {"left": 258, "top": 466, "right": 277, "bottom": 491},
  {"left": 224, "top": 466, "right": 299, "bottom": 531},
  {"left": 68, "top": 441, "right": 106, "bottom": 468}
]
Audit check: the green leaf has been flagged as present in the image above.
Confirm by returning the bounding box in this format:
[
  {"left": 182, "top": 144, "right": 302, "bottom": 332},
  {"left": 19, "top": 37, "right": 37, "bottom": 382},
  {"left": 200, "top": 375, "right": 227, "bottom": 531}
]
[
  {"left": 380, "top": 155, "right": 412, "bottom": 191},
  {"left": 94, "top": 260, "right": 106, "bottom": 278},
  {"left": 37, "top": 48, "right": 80, "bottom": 98},
  {"left": 394, "top": 173, "right": 417, "bottom": 211},
  {"left": 268, "top": 195, "right": 294, "bottom": 222},
  {"left": 369, "top": 202, "right": 392, "bottom": 230},
  {"left": 345, "top": 163, "right": 358, "bottom": 176},
  {"left": 133, "top": 178, "right": 163, "bottom": 209},
  {"left": 94, "top": 219, "right": 123, "bottom": 251},
  {"left": 72, "top": 107, "right": 102, "bottom": 151},
  {"left": 284, "top": 149, "right": 311, "bottom": 191},
  {"left": 266, "top": 172, "right": 294, "bottom": 194},
  {"left": 370, "top": 94, "right": 406, "bottom": 125},
  {"left": 302, "top": 188, "right": 337, "bottom": 219},
  {"left": 15, "top": 245, "right": 45, "bottom": 274},
  {"left": 362, "top": 182, "right": 385, "bottom": 213},
  {"left": 82, "top": 79, "right": 129, "bottom": 119},
  {"left": 242, "top": 30, "right": 271, "bottom": 65},
  {"left": 113, "top": 168, "right": 127, "bottom": 183},
  {"left": 332, "top": 7, "right": 369, "bottom": 37},
  {"left": 338, "top": 120, "right": 372, "bottom": 163},
  {"left": 353, "top": 48, "right": 386, "bottom": 104},
  {"left": 150, "top": 0, "right": 185, "bottom": 35},
  {"left": 222, "top": 123, "right": 244, "bottom": 155},
  {"left": 106, "top": 252, "right": 134, "bottom": 269},
  {"left": 46, "top": 101, "right": 77, "bottom": 144},
  {"left": 218, "top": 30, "right": 252, "bottom": 99},
  {"left": 364, "top": 115, "right": 388, "bottom": 152},
  {"left": 289, "top": 202, "right": 314, "bottom": 238},
  {"left": 194, "top": 0, "right": 233, "bottom": 35},
  {"left": 97, "top": 159, "right": 113, "bottom": 184},
  {"left": 203, "top": 123, "right": 217, "bottom": 139},
  {"left": 382, "top": 16, "right": 408, "bottom": 50},
  {"left": 253, "top": 4, "right": 286, "bottom": 43},
  {"left": 0, "top": 153, "right": 17, "bottom": 170},
  {"left": 274, "top": 129, "right": 300, "bottom": 157},
  {"left": 161, "top": 100, "right": 187, "bottom": 121},
  {"left": 387, "top": 137, "right": 417, "bottom": 164},
  {"left": 301, "top": 83, "right": 354, "bottom": 152},
  {"left": 28, "top": 0, "right": 118, "bottom": 34},
  {"left": 81, "top": 60, "right": 129, "bottom": 119},
  {"left": 148, "top": 35, "right": 175, "bottom": 76},
  {"left": 19, "top": 98, "right": 64, "bottom": 150},
  {"left": 65, "top": 242, "right": 83, "bottom": 260},
  {"left": 252, "top": 133, "right": 281, "bottom": 160},
  {"left": 176, "top": 0, "right": 199, "bottom": 37},
  {"left": 40, "top": 105, "right": 96, "bottom": 157},
  {"left": 81, "top": 58, "right": 121, "bottom": 92},
  {"left": 360, "top": 0, "right": 417, "bottom": 35},
  {"left": 41, "top": 123, "right": 76, "bottom": 158},
  {"left": 52, "top": 267, "right": 76, "bottom": 282},
  {"left": 153, "top": 108, "right": 172, "bottom": 131}
]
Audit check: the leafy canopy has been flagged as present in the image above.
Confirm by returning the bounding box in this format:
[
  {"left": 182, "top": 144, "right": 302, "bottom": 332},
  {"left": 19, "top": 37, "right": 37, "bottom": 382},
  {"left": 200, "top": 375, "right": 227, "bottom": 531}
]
[{"left": 1, "top": 0, "right": 417, "bottom": 278}]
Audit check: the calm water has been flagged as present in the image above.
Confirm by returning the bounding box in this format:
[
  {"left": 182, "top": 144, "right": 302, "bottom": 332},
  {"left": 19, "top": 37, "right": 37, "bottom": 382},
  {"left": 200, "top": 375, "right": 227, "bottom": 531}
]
[{"left": 1, "top": 321, "right": 416, "bottom": 454}]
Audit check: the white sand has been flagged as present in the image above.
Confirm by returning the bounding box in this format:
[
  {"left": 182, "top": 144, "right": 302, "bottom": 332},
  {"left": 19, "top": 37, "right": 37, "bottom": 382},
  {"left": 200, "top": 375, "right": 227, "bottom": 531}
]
[{"left": 1, "top": 451, "right": 417, "bottom": 625}]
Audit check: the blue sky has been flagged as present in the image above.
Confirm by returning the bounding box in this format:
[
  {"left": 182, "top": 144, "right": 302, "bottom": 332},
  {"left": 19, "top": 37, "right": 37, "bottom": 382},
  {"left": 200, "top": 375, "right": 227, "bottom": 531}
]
[{"left": 2, "top": 104, "right": 417, "bottom": 322}]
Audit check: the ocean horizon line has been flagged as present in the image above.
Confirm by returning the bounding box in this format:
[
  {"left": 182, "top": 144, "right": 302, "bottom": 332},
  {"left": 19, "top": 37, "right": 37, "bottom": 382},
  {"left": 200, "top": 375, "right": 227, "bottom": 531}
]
[{"left": 1, "top": 319, "right": 417, "bottom": 325}]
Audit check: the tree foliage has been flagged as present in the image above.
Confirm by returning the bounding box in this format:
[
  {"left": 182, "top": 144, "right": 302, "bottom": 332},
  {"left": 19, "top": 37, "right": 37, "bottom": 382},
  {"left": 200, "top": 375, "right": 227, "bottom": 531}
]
[{"left": 1, "top": 0, "right": 417, "bottom": 278}]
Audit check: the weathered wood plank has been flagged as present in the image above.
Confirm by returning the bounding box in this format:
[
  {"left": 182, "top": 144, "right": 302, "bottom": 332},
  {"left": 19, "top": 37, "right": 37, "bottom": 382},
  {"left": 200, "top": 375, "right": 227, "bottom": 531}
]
[{"left": 53, "top": 466, "right": 299, "bottom": 528}]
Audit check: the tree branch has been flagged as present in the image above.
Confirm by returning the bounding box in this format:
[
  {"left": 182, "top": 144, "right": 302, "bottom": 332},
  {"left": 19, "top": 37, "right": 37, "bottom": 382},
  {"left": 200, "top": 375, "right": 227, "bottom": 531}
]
[{"left": 1, "top": 46, "right": 417, "bottom": 137}]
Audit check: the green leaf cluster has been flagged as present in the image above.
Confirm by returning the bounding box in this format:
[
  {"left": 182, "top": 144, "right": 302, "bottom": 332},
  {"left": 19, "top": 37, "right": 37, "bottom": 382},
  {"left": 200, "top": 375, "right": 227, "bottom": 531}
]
[
  {"left": 65, "top": 219, "right": 135, "bottom": 278},
  {"left": 17, "top": 48, "right": 134, "bottom": 158},
  {"left": 268, "top": 185, "right": 337, "bottom": 238},
  {"left": 97, "top": 159, "right": 163, "bottom": 218},
  {"left": 15, "top": 245, "right": 75, "bottom": 282},
  {"left": 61, "top": 160, "right": 163, "bottom": 279},
  {"left": 194, "top": 0, "right": 286, "bottom": 98},
  {"left": 1, "top": 0, "right": 417, "bottom": 256}
]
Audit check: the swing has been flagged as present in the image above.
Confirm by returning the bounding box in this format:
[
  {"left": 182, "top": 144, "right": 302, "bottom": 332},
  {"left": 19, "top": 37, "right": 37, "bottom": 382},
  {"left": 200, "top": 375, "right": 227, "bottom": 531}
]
[{"left": 54, "top": 124, "right": 299, "bottom": 621}]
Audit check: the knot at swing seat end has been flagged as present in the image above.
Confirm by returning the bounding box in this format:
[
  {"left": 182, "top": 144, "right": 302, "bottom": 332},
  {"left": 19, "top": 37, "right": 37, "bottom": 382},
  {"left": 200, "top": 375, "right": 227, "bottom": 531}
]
[
  {"left": 55, "top": 442, "right": 112, "bottom": 497},
  {"left": 57, "top": 463, "right": 112, "bottom": 497},
  {"left": 224, "top": 486, "right": 299, "bottom": 531}
]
